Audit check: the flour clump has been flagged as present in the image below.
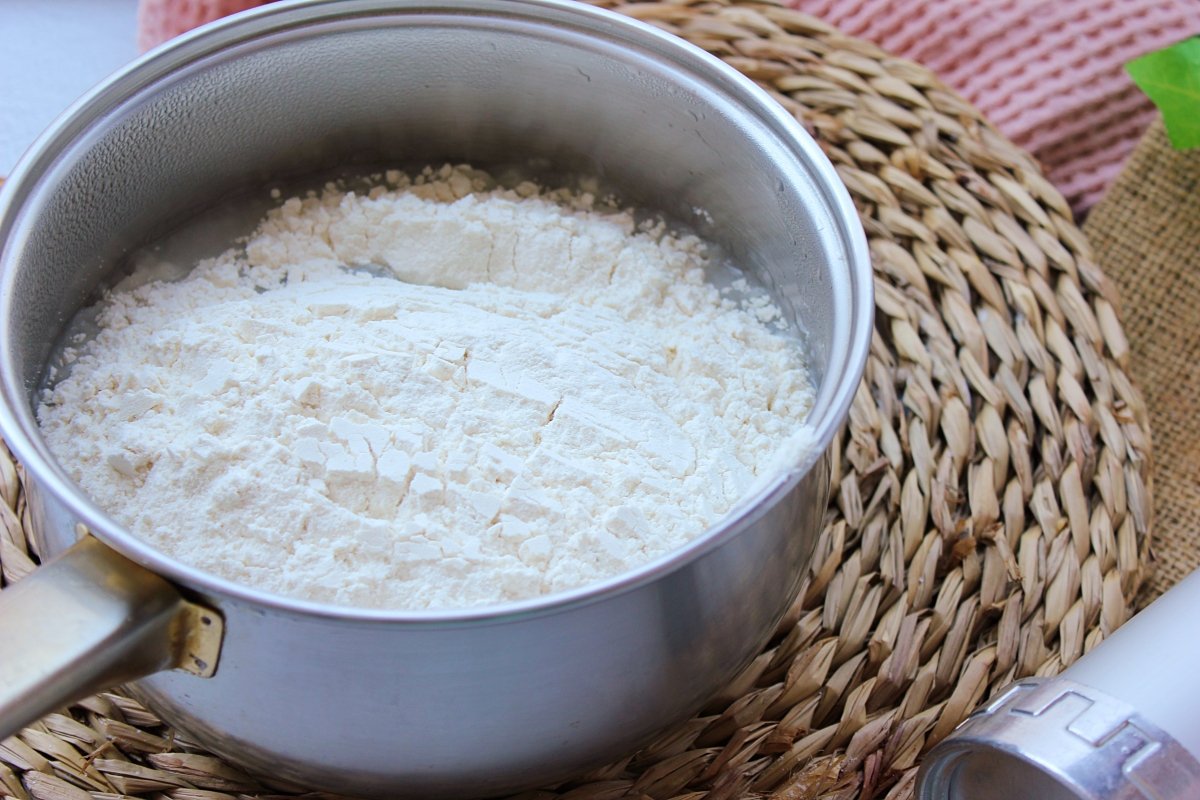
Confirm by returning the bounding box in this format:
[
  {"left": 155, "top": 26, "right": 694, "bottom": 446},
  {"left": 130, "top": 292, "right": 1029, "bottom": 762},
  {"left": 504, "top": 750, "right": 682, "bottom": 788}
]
[{"left": 37, "top": 166, "right": 815, "bottom": 610}]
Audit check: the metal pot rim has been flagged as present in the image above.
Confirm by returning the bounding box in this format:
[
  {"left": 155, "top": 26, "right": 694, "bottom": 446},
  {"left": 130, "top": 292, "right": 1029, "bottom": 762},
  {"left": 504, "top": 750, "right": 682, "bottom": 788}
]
[{"left": 0, "top": 0, "right": 872, "bottom": 624}]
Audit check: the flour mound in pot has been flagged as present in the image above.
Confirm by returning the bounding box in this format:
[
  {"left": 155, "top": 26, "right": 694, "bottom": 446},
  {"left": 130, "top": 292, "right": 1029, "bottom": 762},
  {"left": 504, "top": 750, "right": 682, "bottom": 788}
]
[{"left": 37, "top": 166, "right": 815, "bottom": 610}]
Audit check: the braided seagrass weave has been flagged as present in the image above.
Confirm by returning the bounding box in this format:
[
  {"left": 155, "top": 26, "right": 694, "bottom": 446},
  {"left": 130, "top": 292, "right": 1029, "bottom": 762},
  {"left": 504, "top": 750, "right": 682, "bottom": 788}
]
[{"left": 0, "top": 2, "right": 1154, "bottom": 798}]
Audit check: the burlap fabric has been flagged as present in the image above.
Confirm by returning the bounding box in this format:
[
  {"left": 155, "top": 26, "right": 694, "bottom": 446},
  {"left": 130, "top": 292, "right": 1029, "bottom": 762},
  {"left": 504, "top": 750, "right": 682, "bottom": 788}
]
[{"left": 1085, "top": 119, "right": 1200, "bottom": 601}]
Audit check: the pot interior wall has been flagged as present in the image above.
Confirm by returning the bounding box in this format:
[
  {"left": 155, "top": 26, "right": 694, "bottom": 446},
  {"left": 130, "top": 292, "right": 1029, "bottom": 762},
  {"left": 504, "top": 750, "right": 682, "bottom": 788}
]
[{"left": 2, "top": 4, "right": 855, "bottom": 426}]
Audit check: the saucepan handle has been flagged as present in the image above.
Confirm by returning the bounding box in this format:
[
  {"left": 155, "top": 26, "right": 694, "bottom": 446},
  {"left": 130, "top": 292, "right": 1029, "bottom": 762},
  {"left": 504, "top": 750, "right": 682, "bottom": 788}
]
[{"left": 0, "top": 535, "right": 223, "bottom": 740}]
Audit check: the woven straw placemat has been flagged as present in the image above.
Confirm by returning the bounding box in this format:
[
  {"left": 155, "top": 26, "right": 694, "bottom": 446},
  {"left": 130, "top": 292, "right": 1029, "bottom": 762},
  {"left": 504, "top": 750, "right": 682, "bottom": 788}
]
[{"left": 0, "top": 2, "right": 1155, "bottom": 799}]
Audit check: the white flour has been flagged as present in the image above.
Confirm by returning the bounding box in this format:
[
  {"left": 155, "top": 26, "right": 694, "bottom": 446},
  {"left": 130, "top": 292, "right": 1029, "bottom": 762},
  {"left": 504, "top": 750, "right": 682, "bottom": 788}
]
[{"left": 37, "top": 166, "right": 815, "bottom": 610}]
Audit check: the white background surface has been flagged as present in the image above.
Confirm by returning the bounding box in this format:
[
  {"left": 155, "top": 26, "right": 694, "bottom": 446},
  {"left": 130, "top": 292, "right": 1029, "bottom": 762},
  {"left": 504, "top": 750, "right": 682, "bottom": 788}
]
[{"left": 0, "top": 1, "right": 139, "bottom": 176}]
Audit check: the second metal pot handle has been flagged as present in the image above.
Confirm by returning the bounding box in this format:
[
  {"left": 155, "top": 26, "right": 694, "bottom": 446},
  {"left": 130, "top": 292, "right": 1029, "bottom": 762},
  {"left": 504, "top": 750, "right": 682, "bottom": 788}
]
[{"left": 0, "top": 534, "right": 223, "bottom": 741}]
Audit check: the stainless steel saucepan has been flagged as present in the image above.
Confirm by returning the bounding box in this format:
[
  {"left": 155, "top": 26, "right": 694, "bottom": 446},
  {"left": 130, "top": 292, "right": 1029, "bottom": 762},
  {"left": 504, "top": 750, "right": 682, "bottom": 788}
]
[{"left": 0, "top": 2, "right": 872, "bottom": 796}]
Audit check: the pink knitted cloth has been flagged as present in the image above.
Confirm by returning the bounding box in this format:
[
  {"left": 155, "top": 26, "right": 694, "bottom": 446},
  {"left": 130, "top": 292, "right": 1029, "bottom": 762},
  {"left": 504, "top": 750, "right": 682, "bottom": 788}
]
[
  {"left": 797, "top": 0, "right": 1200, "bottom": 210},
  {"left": 136, "top": 0, "right": 269, "bottom": 51},
  {"left": 137, "top": 0, "right": 1200, "bottom": 212}
]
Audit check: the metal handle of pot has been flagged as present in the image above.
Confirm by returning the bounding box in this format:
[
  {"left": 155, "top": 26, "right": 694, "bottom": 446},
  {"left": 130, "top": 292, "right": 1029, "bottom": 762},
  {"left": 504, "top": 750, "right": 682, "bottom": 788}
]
[{"left": 0, "top": 535, "right": 223, "bottom": 741}]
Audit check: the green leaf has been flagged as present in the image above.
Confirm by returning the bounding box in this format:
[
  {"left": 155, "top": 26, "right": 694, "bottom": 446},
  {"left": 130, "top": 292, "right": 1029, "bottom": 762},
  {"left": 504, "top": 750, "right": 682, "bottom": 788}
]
[{"left": 1127, "top": 36, "right": 1200, "bottom": 150}]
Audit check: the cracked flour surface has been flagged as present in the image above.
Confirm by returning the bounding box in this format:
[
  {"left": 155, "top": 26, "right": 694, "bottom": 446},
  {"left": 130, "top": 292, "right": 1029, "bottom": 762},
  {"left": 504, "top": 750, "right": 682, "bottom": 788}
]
[{"left": 37, "top": 167, "right": 815, "bottom": 610}]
